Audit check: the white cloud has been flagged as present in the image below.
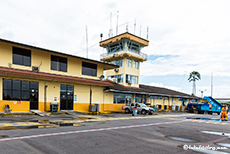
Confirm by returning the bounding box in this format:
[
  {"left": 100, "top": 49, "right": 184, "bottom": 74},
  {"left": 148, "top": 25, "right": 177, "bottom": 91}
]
[
  {"left": 0, "top": 0, "right": 230, "bottom": 97},
  {"left": 147, "top": 82, "right": 181, "bottom": 92}
]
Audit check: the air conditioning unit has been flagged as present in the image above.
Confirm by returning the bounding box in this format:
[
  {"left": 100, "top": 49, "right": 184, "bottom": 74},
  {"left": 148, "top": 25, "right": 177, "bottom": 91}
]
[
  {"left": 99, "top": 75, "right": 105, "bottom": 81},
  {"left": 114, "top": 68, "right": 119, "bottom": 72},
  {"left": 113, "top": 78, "right": 117, "bottom": 83},
  {"left": 8, "top": 62, "right": 12, "bottom": 67},
  {"left": 32, "top": 66, "right": 39, "bottom": 72},
  {"left": 128, "top": 80, "right": 132, "bottom": 84}
]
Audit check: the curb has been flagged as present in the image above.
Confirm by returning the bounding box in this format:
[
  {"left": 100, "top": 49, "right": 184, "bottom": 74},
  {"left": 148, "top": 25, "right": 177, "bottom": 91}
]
[
  {"left": 1, "top": 112, "right": 35, "bottom": 115},
  {"left": 46, "top": 112, "right": 67, "bottom": 115},
  {"left": 78, "top": 111, "right": 125, "bottom": 115}
]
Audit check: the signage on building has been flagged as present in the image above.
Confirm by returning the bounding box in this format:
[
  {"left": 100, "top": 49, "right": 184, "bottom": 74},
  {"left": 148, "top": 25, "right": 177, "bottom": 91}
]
[{"left": 74, "top": 95, "right": 77, "bottom": 102}]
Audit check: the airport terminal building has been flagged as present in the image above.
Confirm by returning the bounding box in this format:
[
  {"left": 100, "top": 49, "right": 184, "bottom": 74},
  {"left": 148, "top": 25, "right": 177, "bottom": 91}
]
[{"left": 0, "top": 32, "right": 201, "bottom": 113}]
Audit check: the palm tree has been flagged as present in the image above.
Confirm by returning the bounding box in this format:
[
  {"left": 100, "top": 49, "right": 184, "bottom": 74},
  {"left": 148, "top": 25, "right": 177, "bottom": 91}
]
[{"left": 188, "top": 71, "right": 201, "bottom": 96}]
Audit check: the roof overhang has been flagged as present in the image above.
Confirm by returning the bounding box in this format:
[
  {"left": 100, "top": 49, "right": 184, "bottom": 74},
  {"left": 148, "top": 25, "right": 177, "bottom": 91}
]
[
  {"left": 0, "top": 67, "right": 113, "bottom": 87},
  {"left": 109, "top": 89, "right": 200, "bottom": 99},
  {"left": 100, "top": 53, "right": 147, "bottom": 62},
  {"left": 0, "top": 38, "right": 117, "bottom": 69},
  {"left": 100, "top": 32, "right": 149, "bottom": 47}
]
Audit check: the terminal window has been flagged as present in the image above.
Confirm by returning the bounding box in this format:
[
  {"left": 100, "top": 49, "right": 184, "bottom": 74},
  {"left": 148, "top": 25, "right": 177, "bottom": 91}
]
[
  {"left": 51, "top": 55, "right": 67, "bottom": 72},
  {"left": 82, "top": 62, "right": 97, "bottom": 77},
  {"left": 12, "top": 46, "right": 31, "bottom": 66},
  {"left": 3, "top": 78, "right": 38, "bottom": 101}
]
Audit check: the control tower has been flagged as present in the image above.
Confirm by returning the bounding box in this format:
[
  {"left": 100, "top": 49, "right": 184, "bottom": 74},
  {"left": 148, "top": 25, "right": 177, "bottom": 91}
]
[{"left": 100, "top": 32, "right": 149, "bottom": 87}]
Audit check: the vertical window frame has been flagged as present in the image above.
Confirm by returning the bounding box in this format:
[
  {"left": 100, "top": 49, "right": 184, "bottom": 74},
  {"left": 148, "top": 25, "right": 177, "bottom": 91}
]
[
  {"left": 126, "top": 58, "right": 132, "bottom": 68},
  {"left": 12, "top": 46, "right": 31, "bottom": 67},
  {"left": 51, "top": 55, "right": 67, "bottom": 72},
  {"left": 82, "top": 61, "right": 97, "bottom": 77},
  {"left": 3, "top": 79, "right": 38, "bottom": 101},
  {"left": 134, "top": 60, "right": 139, "bottom": 69}
]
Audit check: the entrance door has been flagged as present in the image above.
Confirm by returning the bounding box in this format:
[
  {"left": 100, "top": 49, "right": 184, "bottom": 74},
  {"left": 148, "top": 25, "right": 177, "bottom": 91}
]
[
  {"left": 60, "top": 84, "right": 73, "bottom": 110},
  {"left": 30, "top": 82, "right": 39, "bottom": 110}
]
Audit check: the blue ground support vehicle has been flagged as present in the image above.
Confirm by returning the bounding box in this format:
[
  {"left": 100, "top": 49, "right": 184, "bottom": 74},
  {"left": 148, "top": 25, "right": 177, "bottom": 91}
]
[
  {"left": 203, "top": 96, "right": 222, "bottom": 115},
  {"left": 187, "top": 96, "right": 222, "bottom": 114},
  {"left": 187, "top": 102, "right": 210, "bottom": 114}
]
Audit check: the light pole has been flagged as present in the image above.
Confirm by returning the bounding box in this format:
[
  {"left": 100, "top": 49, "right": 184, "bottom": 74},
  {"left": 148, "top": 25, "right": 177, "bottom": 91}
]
[{"left": 199, "top": 89, "right": 207, "bottom": 98}]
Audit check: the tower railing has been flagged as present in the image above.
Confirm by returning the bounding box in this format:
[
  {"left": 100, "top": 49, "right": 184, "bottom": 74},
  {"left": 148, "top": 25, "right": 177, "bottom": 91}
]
[{"left": 100, "top": 50, "right": 147, "bottom": 60}]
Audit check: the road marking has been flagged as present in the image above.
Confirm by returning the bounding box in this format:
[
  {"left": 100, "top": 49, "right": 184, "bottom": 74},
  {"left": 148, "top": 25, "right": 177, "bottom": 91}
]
[
  {"left": 184, "top": 119, "right": 230, "bottom": 125},
  {"left": 0, "top": 120, "right": 186, "bottom": 142},
  {"left": 201, "top": 131, "right": 230, "bottom": 136}
]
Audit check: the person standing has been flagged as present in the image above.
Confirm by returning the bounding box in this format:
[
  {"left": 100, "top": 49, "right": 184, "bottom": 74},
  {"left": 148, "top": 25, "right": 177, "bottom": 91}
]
[{"left": 221, "top": 106, "right": 228, "bottom": 121}]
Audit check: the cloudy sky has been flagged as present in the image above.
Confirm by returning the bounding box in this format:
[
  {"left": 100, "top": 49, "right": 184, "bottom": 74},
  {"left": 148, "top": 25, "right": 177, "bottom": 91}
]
[{"left": 0, "top": 0, "right": 230, "bottom": 98}]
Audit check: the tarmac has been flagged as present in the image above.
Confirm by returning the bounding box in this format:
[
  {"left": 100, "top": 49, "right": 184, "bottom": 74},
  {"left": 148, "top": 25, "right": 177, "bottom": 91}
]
[
  {"left": 0, "top": 110, "right": 132, "bottom": 129},
  {"left": 0, "top": 110, "right": 228, "bottom": 130}
]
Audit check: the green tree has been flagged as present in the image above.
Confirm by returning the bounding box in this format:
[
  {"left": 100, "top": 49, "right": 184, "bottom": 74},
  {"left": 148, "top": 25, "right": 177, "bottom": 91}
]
[{"left": 188, "top": 71, "right": 201, "bottom": 96}]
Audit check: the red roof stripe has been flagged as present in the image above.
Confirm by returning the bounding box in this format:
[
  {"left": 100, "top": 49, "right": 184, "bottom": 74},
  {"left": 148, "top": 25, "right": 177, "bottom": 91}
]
[{"left": 0, "top": 66, "right": 113, "bottom": 87}]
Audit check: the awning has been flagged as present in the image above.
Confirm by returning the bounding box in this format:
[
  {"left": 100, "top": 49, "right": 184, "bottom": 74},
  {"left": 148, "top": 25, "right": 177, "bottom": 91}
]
[{"left": 0, "top": 66, "right": 113, "bottom": 87}]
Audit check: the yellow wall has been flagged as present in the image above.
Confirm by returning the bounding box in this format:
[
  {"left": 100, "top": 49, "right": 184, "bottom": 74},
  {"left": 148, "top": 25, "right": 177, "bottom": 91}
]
[
  {"left": 0, "top": 75, "right": 115, "bottom": 112},
  {"left": 74, "top": 85, "right": 90, "bottom": 104},
  {"left": 147, "top": 96, "right": 191, "bottom": 107},
  {"left": 0, "top": 78, "right": 2, "bottom": 100},
  {"left": 46, "top": 82, "right": 60, "bottom": 103},
  {"left": 39, "top": 102, "right": 61, "bottom": 112},
  {"left": 0, "top": 43, "right": 12, "bottom": 68},
  {"left": 105, "top": 57, "right": 140, "bottom": 88},
  {"left": 0, "top": 42, "right": 105, "bottom": 80},
  {"left": 154, "top": 99, "right": 164, "bottom": 105},
  {"left": 0, "top": 100, "right": 30, "bottom": 112},
  {"left": 74, "top": 86, "right": 114, "bottom": 111},
  {"left": 74, "top": 103, "right": 124, "bottom": 112}
]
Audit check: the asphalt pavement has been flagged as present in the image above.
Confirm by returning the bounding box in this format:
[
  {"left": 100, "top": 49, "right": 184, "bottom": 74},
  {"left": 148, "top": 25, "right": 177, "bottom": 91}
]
[{"left": 0, "top": 112, "right": 229, "bottom": 154}]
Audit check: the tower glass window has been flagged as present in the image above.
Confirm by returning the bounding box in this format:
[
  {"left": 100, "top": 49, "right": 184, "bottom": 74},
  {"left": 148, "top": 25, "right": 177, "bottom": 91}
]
[
  {"left": 107, "top": 42, "right": 124, "bottom": 54},
  {"left": 51, "top": 55, "right": 67, "bottom": 72},
  {"left": 126, "top": 74, "right": 138, "bottom": 84},
  {"left": 108, "top": 59, "right": 123, "bottom": 67},
  {"left": 82, "top": 62, "right": 97, "bottom": 77},
  {"left": 127, "top": 41, "right": 141, "bottom": 54},
  {"left": 13, "top": 47, "right": 31, "bottom": 66},
  {"left": 108, "top": 74, "right": 123, "bottom": 83},
  {"left": 134, "top": 60, "right": 139, "bottom": 69},
  {"left": 127, "top": 59, "right": 132, "bottom": 68}
]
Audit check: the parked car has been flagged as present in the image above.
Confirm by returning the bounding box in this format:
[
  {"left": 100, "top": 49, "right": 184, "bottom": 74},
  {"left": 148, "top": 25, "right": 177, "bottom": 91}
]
[{"left": 123, "top": 103, "right": 154, "bottom": 115}]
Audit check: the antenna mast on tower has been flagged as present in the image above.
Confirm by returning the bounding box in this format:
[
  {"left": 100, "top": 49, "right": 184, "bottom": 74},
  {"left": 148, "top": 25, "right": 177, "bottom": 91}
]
[
  {"left": 134, "top": 18, "right": 136, "bottom": 34},
  {"left": 139, "top": 25, "right": 142, "bottom": 37},
  {"left": 109, "top": 12, "right": 113, "bottom": 38},
  {"left": 116, "top": 11, "right": 119, "bottom": 35},
  {"left": 86, "top": 26, "right": 88, "bottom": 58},
  {"left": 147, "top": 26, "right": 149, "bottom": 40}
]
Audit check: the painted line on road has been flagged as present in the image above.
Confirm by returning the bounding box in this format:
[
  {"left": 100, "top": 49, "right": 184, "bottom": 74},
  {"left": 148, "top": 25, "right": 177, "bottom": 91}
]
[{"left": 0, "top": 120, "right": 186, "bottom": 142}]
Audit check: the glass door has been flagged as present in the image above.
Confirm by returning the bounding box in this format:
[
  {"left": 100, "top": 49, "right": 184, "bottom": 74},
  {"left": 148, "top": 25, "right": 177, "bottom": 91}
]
[
  {"left": 60, "top": 84, "right": 73, "bottom": 110},
  {"left": 30, "top": 81, "right": 39, "bottom": 110}
]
